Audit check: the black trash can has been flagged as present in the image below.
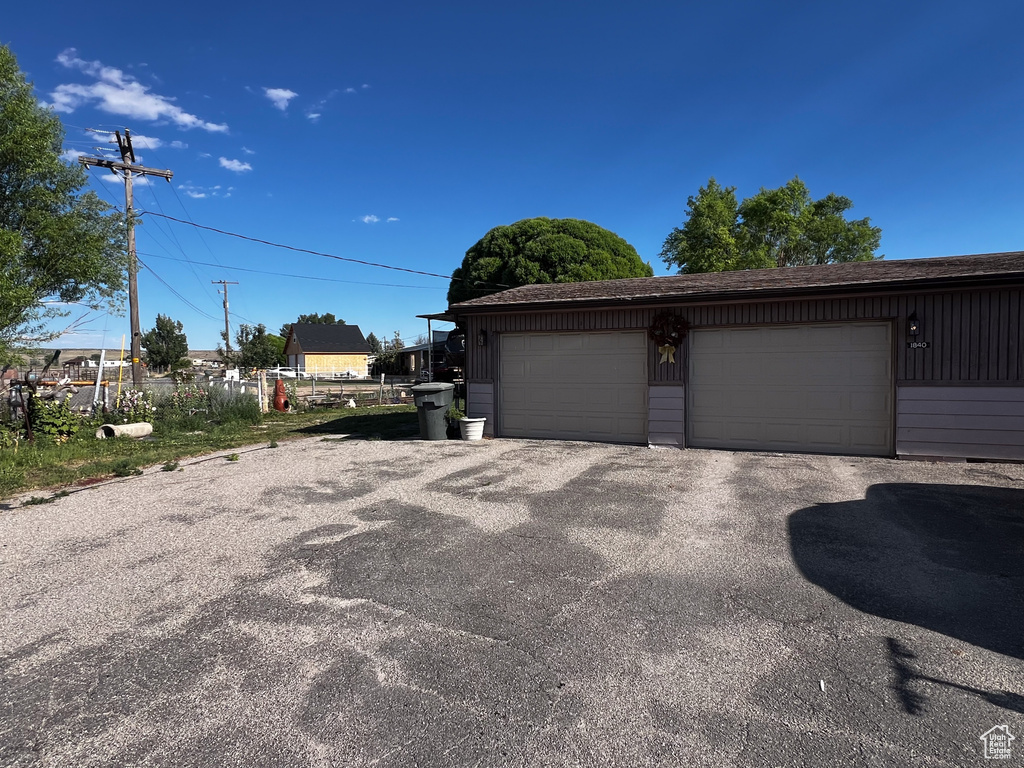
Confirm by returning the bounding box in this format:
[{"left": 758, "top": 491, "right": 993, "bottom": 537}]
[{"left": 411, "top": 382, "right": 455, "bottom": 440}]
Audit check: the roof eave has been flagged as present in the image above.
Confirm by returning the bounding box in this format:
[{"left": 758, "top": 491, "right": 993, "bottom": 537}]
[{"left": 449, "top": 272, "right": 1024, "bottom": 315}]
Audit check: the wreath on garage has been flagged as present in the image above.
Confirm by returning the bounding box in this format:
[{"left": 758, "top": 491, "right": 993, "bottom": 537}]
[{"left": 648, "top": 312, "right": 690, "bottom": 364}]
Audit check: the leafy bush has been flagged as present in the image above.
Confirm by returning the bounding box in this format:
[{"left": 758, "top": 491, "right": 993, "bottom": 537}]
[
  {"left": 27, "top": 395, "right": 79, "bottom": 443},
  {"left": 0, "top": 424, "right": 22, "bottom": 451},
  {"left": 154, "top": 383, "right": 211, "bottom": 430},
  {"left": 114, "top": 389, "right": 156, "bottom": 424}
]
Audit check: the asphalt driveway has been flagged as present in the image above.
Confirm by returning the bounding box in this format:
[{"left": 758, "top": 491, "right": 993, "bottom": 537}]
[{"left": 1, "top": 437, "right": 1021, "bottom": 767}]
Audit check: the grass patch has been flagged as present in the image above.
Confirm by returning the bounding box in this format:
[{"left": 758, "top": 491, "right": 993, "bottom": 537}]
[
  {"left": 23, "top": 490, "right": 71, "bottom": 506},
  {"left": 225, "top": 453, "right": 240, "bottom": 462},
  {"left": 161, "top": 461, "right": 180, "bottom": 472},
  {"left": 111, "top": 459, "right": 143, "bottom": 477},
  {"left": 0, "top": 405, "right": 416, "bottom": 499}
]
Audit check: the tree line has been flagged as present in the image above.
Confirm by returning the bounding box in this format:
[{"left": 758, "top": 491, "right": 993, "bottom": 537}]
[{"left": 445, "top": 183, "right": 881, "bottom": 303}]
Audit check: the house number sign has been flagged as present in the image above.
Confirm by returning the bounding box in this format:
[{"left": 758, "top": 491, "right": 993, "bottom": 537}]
[{"left": 907, "top": 341, "right": 930, "bottom": 349}]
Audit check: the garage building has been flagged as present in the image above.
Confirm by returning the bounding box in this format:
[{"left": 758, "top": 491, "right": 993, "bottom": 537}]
[{"left": 447, "top": 252, "right": 1024, "bottom": 461}]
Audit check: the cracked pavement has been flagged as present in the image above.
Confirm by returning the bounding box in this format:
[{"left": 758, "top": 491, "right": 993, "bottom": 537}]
[{"left": 1, "top": 437, "right": 1022, "bottom": 766}]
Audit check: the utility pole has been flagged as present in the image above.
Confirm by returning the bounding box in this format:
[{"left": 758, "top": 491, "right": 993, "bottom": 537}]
[
  {"left": 78, "top": 129, "right": 173, "bottom": 388},
  {"left": 212, "top": 280, "right": 238, "bottom": 357}
]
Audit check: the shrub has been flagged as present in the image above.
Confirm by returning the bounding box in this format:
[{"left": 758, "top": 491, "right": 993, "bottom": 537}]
[
  {"left": 114, "top": 389, "right": 157, "bottom": 424},
  {"left": 154, "top": 383, "right": 211, "bottom": 431},
  {"left": 27, "top": 395, "right": 79, "bottom": 443}
]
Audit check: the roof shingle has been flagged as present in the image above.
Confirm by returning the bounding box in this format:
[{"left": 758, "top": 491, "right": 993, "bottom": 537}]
[
  {"left": 290, "top": 324, "right": 370, "bottom": 353},
  {"left": 449, "top": 252, "right": 1024, "bottom": 311}
]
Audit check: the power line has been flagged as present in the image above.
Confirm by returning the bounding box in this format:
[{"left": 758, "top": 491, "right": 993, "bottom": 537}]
[
  {"left": 138, "top": 210, "right": 509, "bottom": 289},
  {"left": 141, "top": 181, "right": 221, "bottom": 308},
  {"left": 137, "top": 258, "right": 220, "bottom": 322},
  {"left": 139, "top": 252, "right": 444, "bottom": 289}
]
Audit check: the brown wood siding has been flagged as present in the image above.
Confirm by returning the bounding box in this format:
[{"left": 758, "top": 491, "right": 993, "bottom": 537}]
[{"left": 463, "top": 288, "right": 1023, "bottom": 385}]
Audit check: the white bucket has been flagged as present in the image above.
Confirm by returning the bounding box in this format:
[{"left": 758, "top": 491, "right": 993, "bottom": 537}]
[{"left": 459, "top": 417, "right": 486, "bottom": 441}]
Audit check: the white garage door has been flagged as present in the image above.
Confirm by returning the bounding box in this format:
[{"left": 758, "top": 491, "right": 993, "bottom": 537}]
[
  {"left": 687, "top": 323, "right": 893, "bottom": 456},
  {"left": 500, "top": 331, "right": 648, "bottom": 443}
]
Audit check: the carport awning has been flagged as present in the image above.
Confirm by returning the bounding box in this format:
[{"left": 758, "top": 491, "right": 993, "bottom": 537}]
[{"left": 416, "top": 311, "right": 455, "bottom": 323}]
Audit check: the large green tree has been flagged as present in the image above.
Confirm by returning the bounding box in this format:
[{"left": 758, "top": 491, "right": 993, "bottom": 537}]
[
  {"left": 141, "top": 314, "right": 189, "bottom": 370},
  {"left": 266, "top": 332, "right": 287, "bottom": 367},
  {"left": 661, "top": 176, "right": 882, "bottom": 274},
  {"left": 232, "top": 324, "right": 280, "bottom": 370},
  {"left": 447, "top": 217, "right": 653, "bottom": 305},
  {"left": 0, "top": 45, "right": 126, "bottom": 365},
  {"left": 279, "top": 312, "right": 344, "bottom": 337}
]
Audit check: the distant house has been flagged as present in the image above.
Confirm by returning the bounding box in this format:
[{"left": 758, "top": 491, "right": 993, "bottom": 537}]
[
  {"left": 285, "top": 324, "right": 371, "bottom": 377},
  {"left": 402, "top": 331, "right": 449, "bottom": 375},
  {"left": 188, "top": 350, "right": 223, "bottom": 369}
]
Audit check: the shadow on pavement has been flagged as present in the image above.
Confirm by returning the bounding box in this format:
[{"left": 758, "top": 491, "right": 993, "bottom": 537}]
[
  {"left": 788, "top": 483, "right": 1024, "bottom": 661},
  {"left": 885, "top": 637, "right": 1024, "bottom": 716}
]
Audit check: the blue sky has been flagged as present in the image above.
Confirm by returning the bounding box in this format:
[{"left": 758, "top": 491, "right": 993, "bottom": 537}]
[{"left": 6, "top": 1, "right": 1023, "bottom": 351}]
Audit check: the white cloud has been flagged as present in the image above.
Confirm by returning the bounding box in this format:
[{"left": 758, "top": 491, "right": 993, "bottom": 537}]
[
  {"left": 361, "top": 215, "right": 380, "bottom": 224},
  {"left": 387, "top": 217, "right": 399, "bottom": 222},
  {"left": 305, "top": 90, "right": 338, "bottom": 122},
  {"left": 199, "top": 152, "right": 212, "bottom": 158},
  {"left": 100, "top": 173, "right": 149, "bottom": 186},
  {"left": 178, "top": 182, "right": 227, "bottom": 199},
  {"left": 169, "top": 140, "right": 188, "bottom": 149},
  {"left": 219, "top": 157, "right": 252, "bottom": 173},
  {"left": 51, "top": 49, "right": 229, "bottom": 133},
  {"left": 241, "top": 146, "right": 256, "bottom": 155},
  {"left": 362, "top": 84, "right": 370, "bottom": 89},
  {"left": 345, "top": 87, "right": 357, "bottom": 94},
  {"left": 126, "top": 133, "right": 161, "bottom": 149},
  {"left": 263, "top": 87, "right": 298, "bottom": 111},
  {"left": 61, "top": 148, "right": 87, "bottom": 162}
]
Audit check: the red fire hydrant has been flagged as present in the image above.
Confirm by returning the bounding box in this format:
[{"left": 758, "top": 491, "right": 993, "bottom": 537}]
[{"left": 273, "top": 379, "right": 289, "bottom": 412}]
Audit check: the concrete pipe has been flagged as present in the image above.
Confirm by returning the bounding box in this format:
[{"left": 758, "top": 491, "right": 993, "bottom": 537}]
[{"left": 95, "top": 422, "right": 153, "bottom": 439}]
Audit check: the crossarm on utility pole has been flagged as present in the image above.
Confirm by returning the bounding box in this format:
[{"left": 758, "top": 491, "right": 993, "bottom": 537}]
[{"left": 78, "top": 157, "right": 174, "bottom": 180}]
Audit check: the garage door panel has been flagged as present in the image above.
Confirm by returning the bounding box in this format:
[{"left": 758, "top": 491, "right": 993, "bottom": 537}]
[
  {"left": 503, "top": 335, "right": 527, "bottom": 353},
  {"left": 851, "top": 390, "right": 890, "bottom": 412},
  {"left": 501, "top": 331, "right": 648, "bottom": 443},
  {"left": 688, "top": 323, "right": 892, "bottom": 456},
  {"left": 528, "top": 335, "right": 556, "bottom": 352}
]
